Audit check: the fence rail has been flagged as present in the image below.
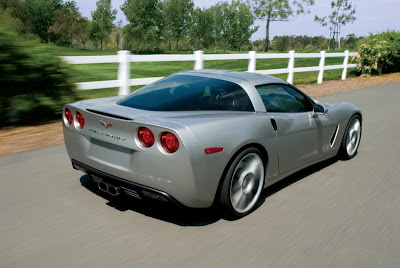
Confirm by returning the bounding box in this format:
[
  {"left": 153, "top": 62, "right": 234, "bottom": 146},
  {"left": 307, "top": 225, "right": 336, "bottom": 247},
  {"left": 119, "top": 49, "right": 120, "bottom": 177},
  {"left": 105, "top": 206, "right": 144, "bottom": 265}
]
[{"left": 62, "top": 50, "right": 357, "bottom": 96}]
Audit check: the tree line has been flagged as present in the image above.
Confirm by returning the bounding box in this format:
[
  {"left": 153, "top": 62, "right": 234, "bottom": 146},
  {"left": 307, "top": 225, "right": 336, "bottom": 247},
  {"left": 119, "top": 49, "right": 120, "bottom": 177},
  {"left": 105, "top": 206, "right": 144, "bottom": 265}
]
[
  {"left": 264, "top": 34, "right": 362, "bottom": 52},
  {"left": 0, "top": 0, "right": 359, "bottom": 53}
]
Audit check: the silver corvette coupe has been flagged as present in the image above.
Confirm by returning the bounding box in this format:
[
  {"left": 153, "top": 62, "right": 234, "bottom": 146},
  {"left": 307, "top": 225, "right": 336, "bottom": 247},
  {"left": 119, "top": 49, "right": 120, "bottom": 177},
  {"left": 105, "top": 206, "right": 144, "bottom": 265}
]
[{"left": 63, "top": 70, "right": 362, "bottom": 218}]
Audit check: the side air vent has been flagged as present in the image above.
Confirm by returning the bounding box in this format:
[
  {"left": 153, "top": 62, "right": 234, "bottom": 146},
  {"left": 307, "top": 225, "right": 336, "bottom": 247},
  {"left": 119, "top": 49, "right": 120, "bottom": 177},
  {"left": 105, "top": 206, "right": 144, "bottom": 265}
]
[
  {"left": 330, "top": 125, "right": 340, "bottom": 147},
  {"left": 87, "top": 109, "right": 132, "bottom": 121}
]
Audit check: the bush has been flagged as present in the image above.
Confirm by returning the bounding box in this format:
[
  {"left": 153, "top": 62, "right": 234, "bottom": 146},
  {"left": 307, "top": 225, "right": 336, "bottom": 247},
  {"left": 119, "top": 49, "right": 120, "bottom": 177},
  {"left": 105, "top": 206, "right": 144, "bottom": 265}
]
[
  {"left": 0, "top": 27, "right": 80, "bottom": 127},
  {"left": 354, "top": 31, "right": 400, "bottom": 75}
]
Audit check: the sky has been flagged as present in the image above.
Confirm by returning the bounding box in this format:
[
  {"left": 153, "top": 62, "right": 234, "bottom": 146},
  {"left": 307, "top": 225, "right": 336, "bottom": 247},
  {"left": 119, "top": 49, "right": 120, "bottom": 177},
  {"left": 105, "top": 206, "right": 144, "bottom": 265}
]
[{"left": 74, "top": 0, "right": 400, "bottom": 41}]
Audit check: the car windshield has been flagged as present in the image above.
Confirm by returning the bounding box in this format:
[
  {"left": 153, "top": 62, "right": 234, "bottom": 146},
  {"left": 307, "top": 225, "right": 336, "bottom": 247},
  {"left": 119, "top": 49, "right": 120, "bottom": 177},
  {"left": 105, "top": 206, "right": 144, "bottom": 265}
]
[{"left": 117, "top": 75, "right": 254, "bottom": 112}]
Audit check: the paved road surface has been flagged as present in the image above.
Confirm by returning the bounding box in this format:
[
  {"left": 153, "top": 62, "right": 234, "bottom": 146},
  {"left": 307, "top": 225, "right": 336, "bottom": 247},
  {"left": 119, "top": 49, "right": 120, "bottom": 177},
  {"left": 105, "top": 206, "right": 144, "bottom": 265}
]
[{"left": 1, "top": 83, "right": 400, "bottom": 267}]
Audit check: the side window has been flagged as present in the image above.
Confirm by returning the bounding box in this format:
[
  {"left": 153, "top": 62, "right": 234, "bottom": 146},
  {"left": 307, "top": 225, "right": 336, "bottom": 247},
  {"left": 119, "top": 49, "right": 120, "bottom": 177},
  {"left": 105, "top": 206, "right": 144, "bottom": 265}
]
[{"left": 256, "top": 84, "right": 313, "bottom": 113}]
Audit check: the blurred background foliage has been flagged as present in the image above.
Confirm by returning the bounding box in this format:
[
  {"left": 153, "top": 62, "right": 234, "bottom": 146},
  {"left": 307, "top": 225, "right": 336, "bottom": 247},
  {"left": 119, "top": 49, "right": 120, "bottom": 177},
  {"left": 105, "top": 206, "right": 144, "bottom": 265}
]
[{"left": 0, "top": 25, "right": 80, "bottom": 127}]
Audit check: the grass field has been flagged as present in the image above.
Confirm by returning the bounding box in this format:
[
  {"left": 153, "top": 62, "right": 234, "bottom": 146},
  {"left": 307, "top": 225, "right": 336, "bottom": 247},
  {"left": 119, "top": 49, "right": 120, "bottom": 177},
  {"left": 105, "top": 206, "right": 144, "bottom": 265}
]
[{"left": 58, "top": 47, "right": 357, "bottom": 100}]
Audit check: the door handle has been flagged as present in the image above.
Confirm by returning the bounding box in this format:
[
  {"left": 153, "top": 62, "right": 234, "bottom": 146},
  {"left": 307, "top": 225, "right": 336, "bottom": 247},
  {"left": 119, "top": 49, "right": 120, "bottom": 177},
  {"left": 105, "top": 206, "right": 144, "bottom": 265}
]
[{"left": 270, "top": 119, "right": 278, "bottom": 132}]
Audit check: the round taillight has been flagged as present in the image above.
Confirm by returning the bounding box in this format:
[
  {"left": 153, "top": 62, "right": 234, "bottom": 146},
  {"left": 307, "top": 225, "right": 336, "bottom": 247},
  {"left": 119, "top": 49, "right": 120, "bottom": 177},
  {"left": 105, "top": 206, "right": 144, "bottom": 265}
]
[
  {"left": 161, "top": 132, "right": 179, "bottom": 153},
  {"left": 138, "top": 127, "right": 155, "bottom": 147},
  {"left": 65, "top": 108, "right": 73, "bottom": 125},
  {"left": 75, "top": 112, "right": 85, "bottom": 129}
]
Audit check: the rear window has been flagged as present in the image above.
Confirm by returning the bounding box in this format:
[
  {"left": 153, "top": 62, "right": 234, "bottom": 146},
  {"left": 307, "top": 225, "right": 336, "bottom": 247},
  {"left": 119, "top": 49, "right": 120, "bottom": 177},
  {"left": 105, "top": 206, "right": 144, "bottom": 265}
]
[{"left": 117, "top": 75, "right": 254, "bottom": 112}]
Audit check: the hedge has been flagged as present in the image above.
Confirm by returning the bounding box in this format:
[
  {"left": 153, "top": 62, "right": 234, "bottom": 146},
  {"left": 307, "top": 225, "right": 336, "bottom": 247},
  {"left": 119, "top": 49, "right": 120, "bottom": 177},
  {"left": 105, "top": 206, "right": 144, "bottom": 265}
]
[
  {"left": 354, "top": 31, "right": 400, "bottom": 75},
  {"left": 0, "top": 27, "right": 80, "bottom": 127}
]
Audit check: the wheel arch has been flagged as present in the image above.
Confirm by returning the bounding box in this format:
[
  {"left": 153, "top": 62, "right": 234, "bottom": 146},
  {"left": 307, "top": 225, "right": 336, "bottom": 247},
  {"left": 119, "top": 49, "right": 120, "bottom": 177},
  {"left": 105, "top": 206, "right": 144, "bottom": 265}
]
[
  {"left": 354, "top": 111, "right": 362, "bottom": 122},
  {"left": 211, "top": 142, "right": 269, "bottom": 206}
]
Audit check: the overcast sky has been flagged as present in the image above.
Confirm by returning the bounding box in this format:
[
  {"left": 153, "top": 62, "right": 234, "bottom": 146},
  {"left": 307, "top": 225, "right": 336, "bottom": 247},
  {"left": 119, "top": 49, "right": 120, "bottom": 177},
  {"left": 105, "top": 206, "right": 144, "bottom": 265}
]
[{"left": 74, "top": 0, "right": 400, "bottom": 40}]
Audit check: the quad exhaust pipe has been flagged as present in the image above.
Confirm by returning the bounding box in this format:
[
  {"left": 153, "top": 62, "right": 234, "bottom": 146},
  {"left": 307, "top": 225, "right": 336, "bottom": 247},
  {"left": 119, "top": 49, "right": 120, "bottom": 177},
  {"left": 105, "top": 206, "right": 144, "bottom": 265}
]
[{"left": 98, "top": 181, "right": 121, "bottom": 196}]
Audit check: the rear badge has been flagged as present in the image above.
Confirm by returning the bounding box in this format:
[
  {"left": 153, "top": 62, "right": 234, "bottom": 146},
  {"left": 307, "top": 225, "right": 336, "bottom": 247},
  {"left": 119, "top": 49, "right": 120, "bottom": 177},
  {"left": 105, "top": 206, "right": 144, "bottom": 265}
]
[
  {"left": 89, "top": 128, "right": 126, "bottom": 141},
  {"left": 100, "top": 120, "right": 112, "bottom": 129}
]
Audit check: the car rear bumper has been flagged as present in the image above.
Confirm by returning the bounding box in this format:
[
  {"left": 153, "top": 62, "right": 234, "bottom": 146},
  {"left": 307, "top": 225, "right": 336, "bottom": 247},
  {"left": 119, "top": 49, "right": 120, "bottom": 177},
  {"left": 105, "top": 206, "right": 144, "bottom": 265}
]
[{"left": 72, "top": 160, "right": 186, "bottom": 208}]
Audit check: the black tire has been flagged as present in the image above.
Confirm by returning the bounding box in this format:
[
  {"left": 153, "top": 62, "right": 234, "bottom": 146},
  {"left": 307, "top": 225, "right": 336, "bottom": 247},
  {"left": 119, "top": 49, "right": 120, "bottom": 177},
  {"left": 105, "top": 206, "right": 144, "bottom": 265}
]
[
  {"left": 339, "top": 114, "right": 362, "bottom": 160},
  {"left": 219, "top": 148, "right": 265, "bottom": 219}
]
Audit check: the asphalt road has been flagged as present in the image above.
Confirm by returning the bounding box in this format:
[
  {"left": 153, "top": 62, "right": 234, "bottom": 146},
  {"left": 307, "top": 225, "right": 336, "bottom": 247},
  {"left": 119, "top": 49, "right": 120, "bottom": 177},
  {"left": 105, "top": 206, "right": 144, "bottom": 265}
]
[{"left": 1, "top": 83, "right": 400, "bottom": 267}]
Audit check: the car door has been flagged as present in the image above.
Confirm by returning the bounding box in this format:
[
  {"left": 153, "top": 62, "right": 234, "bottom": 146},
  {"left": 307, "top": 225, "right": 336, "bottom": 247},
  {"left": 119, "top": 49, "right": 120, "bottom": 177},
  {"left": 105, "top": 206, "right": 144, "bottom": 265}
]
[{"left": 256, "top": 84, "right": 329, "bottom": 174}]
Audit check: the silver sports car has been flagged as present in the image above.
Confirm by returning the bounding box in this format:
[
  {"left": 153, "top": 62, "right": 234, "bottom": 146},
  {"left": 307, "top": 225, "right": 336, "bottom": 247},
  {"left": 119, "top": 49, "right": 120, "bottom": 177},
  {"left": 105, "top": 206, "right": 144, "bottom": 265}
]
[{"left": 63, "top": 70, "right": 362, "bottom": 218}]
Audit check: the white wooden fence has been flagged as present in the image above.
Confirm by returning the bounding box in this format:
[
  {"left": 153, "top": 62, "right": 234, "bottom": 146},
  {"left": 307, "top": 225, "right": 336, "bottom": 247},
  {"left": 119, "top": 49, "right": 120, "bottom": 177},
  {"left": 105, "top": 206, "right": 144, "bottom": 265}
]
[{"left": 62, "top": 50, "right": 357, "bottom": 96}]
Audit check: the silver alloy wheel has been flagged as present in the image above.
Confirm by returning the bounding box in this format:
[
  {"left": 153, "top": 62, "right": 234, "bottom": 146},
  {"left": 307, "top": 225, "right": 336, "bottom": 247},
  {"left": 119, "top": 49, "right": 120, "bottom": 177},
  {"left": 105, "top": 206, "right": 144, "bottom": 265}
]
[
  {"left": 345, "top": 118, "right": 361, "bottom": 157},
  {"left": 229, "top": 153, "right": 264, "bottom": 213}
]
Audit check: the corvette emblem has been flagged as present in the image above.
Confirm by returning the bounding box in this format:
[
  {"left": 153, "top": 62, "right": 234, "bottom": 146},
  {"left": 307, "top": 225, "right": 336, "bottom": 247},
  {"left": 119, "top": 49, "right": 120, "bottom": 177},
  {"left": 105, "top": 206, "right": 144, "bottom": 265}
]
[{"left": 100, "top": 120, "right": 112, "bottom": 129}]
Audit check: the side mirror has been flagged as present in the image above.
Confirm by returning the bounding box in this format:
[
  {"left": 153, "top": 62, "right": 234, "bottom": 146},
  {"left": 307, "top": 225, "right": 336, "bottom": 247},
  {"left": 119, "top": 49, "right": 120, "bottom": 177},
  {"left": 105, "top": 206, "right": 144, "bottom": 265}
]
[{"left": 313, "top": 104, "right": 327, "bottom": 117}]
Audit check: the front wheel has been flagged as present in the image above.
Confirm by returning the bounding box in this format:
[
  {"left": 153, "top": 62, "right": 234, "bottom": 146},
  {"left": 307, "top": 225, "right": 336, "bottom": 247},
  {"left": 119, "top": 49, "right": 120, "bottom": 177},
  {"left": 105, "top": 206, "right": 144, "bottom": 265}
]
[
  {"left": 339, "top": 114, "right": 362, "bottom": 160},
  {"left": 219, "top": 148, "right": 265, "bottom": 219}
]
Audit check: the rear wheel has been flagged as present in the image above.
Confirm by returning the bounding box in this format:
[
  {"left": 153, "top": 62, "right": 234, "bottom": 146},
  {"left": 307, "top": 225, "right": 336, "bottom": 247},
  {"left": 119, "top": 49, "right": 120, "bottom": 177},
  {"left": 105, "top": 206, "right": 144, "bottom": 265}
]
[
  {"left": 340, "top": 114, "right": 362, "bottom": 160},
  {"left": 220, "top": 148, "right": 265, "bottom": 219}
]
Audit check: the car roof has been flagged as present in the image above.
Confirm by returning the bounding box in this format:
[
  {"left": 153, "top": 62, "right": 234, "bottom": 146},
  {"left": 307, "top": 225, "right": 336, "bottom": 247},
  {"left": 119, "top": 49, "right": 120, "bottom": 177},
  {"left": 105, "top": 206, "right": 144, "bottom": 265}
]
[{"left": 176, "top": 69, "right": 288, "bottom": 86}]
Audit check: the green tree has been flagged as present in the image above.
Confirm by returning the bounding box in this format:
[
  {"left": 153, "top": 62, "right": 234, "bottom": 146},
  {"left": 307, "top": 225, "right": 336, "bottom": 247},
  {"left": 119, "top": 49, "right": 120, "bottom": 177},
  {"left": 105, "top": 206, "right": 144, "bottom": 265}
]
[
  {"left": 90, "top": 0, "right": 117, "bottom": 50},
  {"left": 163, "top": 0, "right": 194, "bottom": 51},
  {"left": 113, "top": 20, "right": 123, "bottom": 50},
  {"left": 342, "top": 33, "right": 358, "bottom": 49},
  {"left": 121, "top": 0, "right": 159, "bottom": 53},
  {"left": 25, "top": 0, "right": 62, "bottom": 43},
  {"left": 271, "top": 35, "right": 290, "bottom": 51},
  {"left": 189, "top": 7, "right": 213, "bottom": 50},
  {"left": 49, "top": 1, "right": 86, "bottom": 48},
  {"left": 295, "top": 35, "right": 311, "bottom": 50},
  {"left": 315, "top": 0, "right": 356, "bottom": 50},
  {"left": 207, "top": 4, "right": 224, "bottom": 52},
  {"left": 251, "top": 38, "right": 265, "bottom": 51},
  {"left": 218, "top": 2, "right": 234, "bottom": 52},
  {"left": 0, "top": 0, "right": 30, "bottom": 33},
  {"left": 89, "top": 20, "right": 101, "bottom": 49},
  {"left": 74, "top": 17, "right": 89, "bottom": 48},
  {"left": 230, "top": 1, "right": 258, "bottom": 51},
  {"left": 216, "top": 1, "right": 258, "bottom": 52},
  {"left": 311, "top": 35, "right": 328, "bottom": 50},
  {"left": 122, "top": 23, "right": 142, "bottom": 51},
  {"left": 247, "top": 0, "right": 314, "bottom": 52},
  {"left": 0, "top": 4, "right": 25, "bottom": 33}
]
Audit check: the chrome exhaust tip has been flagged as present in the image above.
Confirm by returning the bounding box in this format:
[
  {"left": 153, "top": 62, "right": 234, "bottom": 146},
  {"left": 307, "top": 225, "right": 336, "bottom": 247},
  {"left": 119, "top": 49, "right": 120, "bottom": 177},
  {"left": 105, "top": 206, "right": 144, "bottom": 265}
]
[
  {"left": 108, "top": 185, "right": 121, "bottom": 196},
  {"left": 98, "top": 181, "right": 108, "bottom": 192}
]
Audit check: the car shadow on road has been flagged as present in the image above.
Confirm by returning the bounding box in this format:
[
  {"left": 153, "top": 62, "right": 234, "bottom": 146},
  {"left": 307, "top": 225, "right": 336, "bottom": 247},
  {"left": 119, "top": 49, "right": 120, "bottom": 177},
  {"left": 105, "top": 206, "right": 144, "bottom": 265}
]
[
  {"left": 255, "top": 157, "right": 339, "bottom": 210},
  {"left": 79, "top": 175, "right": 222, "bottom": 226},
  {"left": 79, "top": 157, "right": 338, "bottom": 226}
]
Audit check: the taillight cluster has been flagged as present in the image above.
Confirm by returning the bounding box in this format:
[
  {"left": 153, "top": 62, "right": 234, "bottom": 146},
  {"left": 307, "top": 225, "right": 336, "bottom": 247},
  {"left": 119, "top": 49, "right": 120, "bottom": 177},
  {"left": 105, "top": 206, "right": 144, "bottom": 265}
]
[
  {"left": 161, "top": 132, "right": 179, "bottom": 153},
  {"left": 137, "top": 127, "right": 179, "bottom": 153},
  {"left": 64, "top": 108, "right": 85, "bottom": 130},
  {"left": 64, "top": 108, "right": 73, "bottom": 125},
  {"left": 138, "top": 127, "right": 155, "bottom": 147},
  {"left": 75, "top": 112, "right": 85, "bottom": 129},
  {"left": 64, "top": 108, "right": 179, "bottom": 153}
]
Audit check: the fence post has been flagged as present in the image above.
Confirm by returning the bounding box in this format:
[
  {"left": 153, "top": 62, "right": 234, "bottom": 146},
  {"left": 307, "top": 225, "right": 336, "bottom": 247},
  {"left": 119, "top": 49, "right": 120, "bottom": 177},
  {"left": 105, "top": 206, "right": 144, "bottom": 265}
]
[
  {"left": 317, "top": 50, "right": 326, "bottom": 84},
  {"left": 194, "top": 50, "right": 204, "bottom": 70},
  {"left": 248, "top": 51, "right": 256, "bottom": 72},
  {"left": 287, "top": 50, "right": 295, "bottom": 84},
  {"left": 117, "top": 50, "right": 130, "bottom": 96},
  {"left": 341, "top": 50, "right": 349, "bottom": 80}
]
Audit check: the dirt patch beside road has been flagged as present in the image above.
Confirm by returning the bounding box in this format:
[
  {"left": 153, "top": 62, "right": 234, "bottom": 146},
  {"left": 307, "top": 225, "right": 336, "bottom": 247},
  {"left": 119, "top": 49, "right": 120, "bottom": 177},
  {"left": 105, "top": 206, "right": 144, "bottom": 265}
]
[
  {"left": 298, "top": 72, "right": 400, "bottom": 98},
  {"left": 0, "top": 121, "right": 64, "bottom": 157},
  {"left": 1, "top": 73, "right": 399, "bottom": 157}
]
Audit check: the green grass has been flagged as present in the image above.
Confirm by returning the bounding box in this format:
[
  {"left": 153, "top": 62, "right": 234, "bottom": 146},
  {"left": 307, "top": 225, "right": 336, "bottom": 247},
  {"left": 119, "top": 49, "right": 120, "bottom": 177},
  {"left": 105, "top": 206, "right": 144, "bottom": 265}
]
[
  {"left": 71, "top": 58, "right": 351, "bottom": 82},
  {"left": 51, "top": 46, "right": 357, "bottom": 100}
]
